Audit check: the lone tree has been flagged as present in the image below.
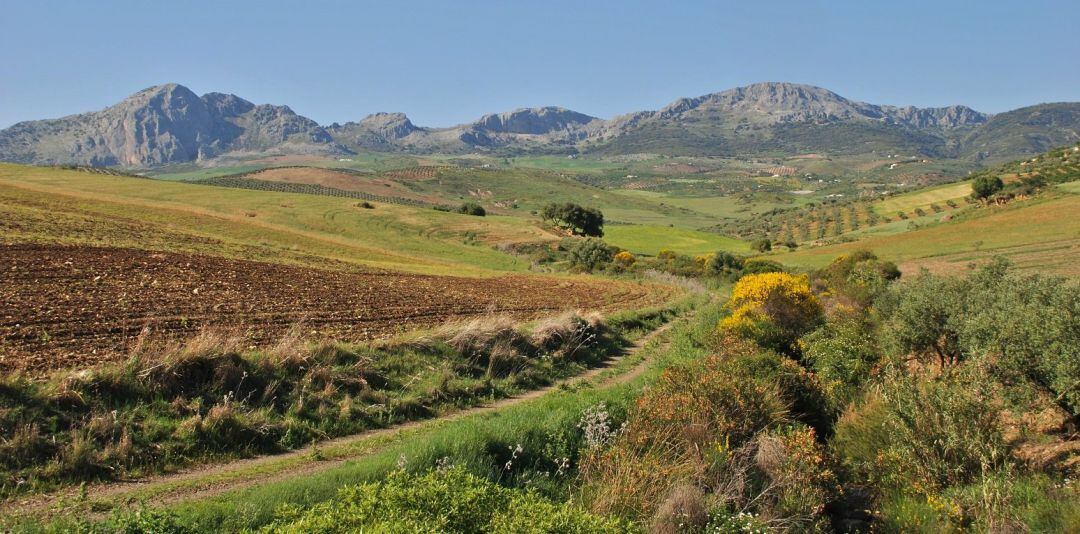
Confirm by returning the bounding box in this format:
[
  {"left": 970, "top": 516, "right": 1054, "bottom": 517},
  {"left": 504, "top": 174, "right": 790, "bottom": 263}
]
[
  {"left": 540, "top": 202, "right": 604, "bottom": 237},
  {"left": 971, "top": 175, "right": 1004, "bottom": 200},
  {"left": 457, "top": 202, "right": 486, "bottom": 216}
]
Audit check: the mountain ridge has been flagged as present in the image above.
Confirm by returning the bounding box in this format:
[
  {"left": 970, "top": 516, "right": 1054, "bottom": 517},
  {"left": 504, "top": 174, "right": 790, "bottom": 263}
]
[{"left": 2, "top": 81, "right": 1077, "bottom": 167}]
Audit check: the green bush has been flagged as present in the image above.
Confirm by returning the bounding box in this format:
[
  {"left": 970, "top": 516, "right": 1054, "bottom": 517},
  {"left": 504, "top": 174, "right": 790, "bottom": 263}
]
[
  {"left": 540, "top": 202, "right": 604, "bottom": 237},
  {"left": 880, "top": 260, "right": 1080, "bottom": 414},
  {"left": 881, "top": 270, "right": 966, "bottom": 367},
  {"left": 815, "top": 249, "right": 899, "bottom": 307},
  {"left": 457, "top": 202, "right": 486, "bottom": 216},
  {"left": 567, "top": 238, "right": 615, "bottom": 273},
  {"left": 740, "top": 259, "right": 784, "bottom": 275},
  {"left": 705, "top": 251, "right": 744, "bottom": 278},
  {"left": 263, "top": 467, "right": 629, "bottom": 533},
  {"left": 800, "top": 312, "right": 881, "bottom": 415},
  {"left": 750, "top": 238, "right": 772, "bottom": 252},
  {"left": 831, "top": 369, "right": 1007, "bottom": 492}
]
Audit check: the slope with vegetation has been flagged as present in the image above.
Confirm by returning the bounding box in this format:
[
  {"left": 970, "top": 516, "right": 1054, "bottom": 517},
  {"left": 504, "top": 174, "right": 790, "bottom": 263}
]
[
  {"left": 754, "top": 143, "right": 1080, "bottom": 276},
  {"left": 90, "top": 252, "right": 1074, "bottom": 534}
]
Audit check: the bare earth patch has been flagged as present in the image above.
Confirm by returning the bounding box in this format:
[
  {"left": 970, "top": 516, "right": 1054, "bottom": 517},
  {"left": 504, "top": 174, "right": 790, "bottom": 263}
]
[{"left": 0, "top": 244, "right": 667, "bottom": 374}]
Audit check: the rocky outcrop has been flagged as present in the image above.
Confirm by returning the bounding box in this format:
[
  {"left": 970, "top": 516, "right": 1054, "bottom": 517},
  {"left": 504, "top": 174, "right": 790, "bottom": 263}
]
[
  {"left": 881, "top": 104, "right": 989, "bottom": 129},
  {"left": 472, "top": 107, "right": 598, "bottom": 135},
  {"left": 0, "top": 83, "right": 339, "bottom": 167}
]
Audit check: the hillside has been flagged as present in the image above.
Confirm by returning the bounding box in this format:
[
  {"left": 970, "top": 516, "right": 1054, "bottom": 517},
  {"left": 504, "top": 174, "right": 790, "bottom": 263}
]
[
  {"left": 765, "top": 143, "right": 1080, "bottom": 276},
  {"left": 3, "top": 82, "right": 1078, "bottom": 167}
]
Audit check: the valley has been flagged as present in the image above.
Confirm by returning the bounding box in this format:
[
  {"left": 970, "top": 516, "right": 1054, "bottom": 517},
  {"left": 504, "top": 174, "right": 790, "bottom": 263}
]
[{"left": 1, "top": 76, "right": 1078, "bottom": 533}]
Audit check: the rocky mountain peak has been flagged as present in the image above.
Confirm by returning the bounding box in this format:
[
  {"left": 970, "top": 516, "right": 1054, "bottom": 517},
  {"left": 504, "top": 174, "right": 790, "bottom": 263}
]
[
  {"left": 359, "top": 112, "right": 419, "bottom": 139},
  {"left": 473, "top": 107, "right": 598, "bottom": 135},
  {"left": 0, "top": 83, "right": 337, "bottom": 166},
  {"left": 661, "top": 82, "right": 882, "bottom": 122}
]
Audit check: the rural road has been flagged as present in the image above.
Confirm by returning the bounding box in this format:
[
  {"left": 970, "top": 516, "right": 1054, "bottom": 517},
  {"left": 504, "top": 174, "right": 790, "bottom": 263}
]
[{"left": 1, "top": 318, "right": 680, "bottom": 522}]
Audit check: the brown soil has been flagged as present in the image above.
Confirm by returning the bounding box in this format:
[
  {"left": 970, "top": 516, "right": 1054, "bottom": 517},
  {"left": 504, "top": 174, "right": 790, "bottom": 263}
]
[{"left": 0, "top": 244, "right": 662, "bottom": 374}]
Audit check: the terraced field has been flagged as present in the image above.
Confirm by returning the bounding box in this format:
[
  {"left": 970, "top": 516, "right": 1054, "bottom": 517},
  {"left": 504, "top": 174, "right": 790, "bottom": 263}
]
[
  {"left": 238, "top": 167, "right": 439, "bottom": 203},
  {"left": 0, "top": 244, "right": 667, "bottom": 375},
  {"left": 771, "top": 193, "right": 1080, "bottom": 276}
]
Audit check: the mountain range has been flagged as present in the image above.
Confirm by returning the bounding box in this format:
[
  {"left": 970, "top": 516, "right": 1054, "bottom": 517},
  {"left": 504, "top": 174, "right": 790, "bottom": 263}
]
[{"left": 2, "top": 82, "right": 1078, "bottom": 167}]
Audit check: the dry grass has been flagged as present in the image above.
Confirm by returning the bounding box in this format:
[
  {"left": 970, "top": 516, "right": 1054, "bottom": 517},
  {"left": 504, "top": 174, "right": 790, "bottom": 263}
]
[
  {"left": 529, "top": 311, "right": 605, "bottom": 359},
  {"left": 651, "top": 484, "right": 709, "bottom": 534}
]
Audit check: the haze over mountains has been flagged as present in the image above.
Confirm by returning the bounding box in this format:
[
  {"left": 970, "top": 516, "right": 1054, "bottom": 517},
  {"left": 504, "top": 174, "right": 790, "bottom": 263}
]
[{"left": 1, "top": 82, "right": 1078, "bottom": 168}]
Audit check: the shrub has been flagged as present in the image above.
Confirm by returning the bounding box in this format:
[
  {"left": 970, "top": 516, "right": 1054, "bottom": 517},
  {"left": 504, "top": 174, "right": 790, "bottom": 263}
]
[
  {"left": 579, "top": 335, "right": 838, "bottom": 529},
  {"left": 720, "top": 272, "right": 824, "bottom": 353},
  {"left": 567, "top": 238, "right": 615, "bottom": 273},
  {"left": 580, "top": 343, "right": 791, "bottom": 521},
  {"left": 612, "top": 250, "right": 636, "bottom": 268},
  {"left": 955, "top": 260, "right": 1080, "bottom": 414},
  {"left": 754, "top": 425, "right": 836, "bottom": 529},
  {"left": 800, "top": 312, "right": 881, "bottom": 414},
  {"left": 263, "top": 467, "right": 629, "bottom": 533},
  {"left": 831, "top": 369, "right": 1007, "bottom": 492},
  {"left": 881, "top": 270, "right": 966, "bottom": 367},
  {"left": 457, "top": 202, "right": 486, "bottom": 216},
  {"left": 750, "top": 238, "right": 772, "bottom": 253},
  {"left": 740, "top": 259, "right": 784, "bottom": 276},
  {"left": 815, "top": 250, "right": 899, "bottom": 308},
  {"left": 651, "top": 484, "right": 709, "bottom": 534},
  {"left": 705, "top": 251, "right": 744, "bottom": 277}
]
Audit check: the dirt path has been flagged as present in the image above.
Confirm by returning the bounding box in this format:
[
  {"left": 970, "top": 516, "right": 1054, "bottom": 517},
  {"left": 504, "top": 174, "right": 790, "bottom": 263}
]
[{"left": 1, "top": 319, "right": 679, "bottom": 521}]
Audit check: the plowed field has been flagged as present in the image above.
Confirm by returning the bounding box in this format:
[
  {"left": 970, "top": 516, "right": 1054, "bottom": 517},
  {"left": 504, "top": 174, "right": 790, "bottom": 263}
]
[{"left": 1, "top": 244, "right": 665, "bottom": 374}]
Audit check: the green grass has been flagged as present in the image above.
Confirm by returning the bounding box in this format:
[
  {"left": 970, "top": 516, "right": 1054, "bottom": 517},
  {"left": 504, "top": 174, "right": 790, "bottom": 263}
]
[
  {"left": 872, "top": 181, "right": 972, "bottom": 217},
  {"left": 604, "top": 225, "right": 749, "bottom": 256},
  {"left": 0, "top": 305, "right": 667, "bottom": 505},
  {"left": 1057, "top": 181, "right": 1080, "bottom": 194},
  {"left": 613, "top": 189, "right": 805, "bottom": 221},
  {"left": 13, "top": 298, "right": 708, "bottom": 532},
  {"left": 145, "top": 164, "right": 269, "bottom": 181},
  {"left": 0, "top": 164, "right": 551, "bottom": 276},
  {"left": 374, "top": 166, "right": 723, "bottom": 229},
  {"left": 772, "top": 193, "right": 1080, "bottom": 276}
]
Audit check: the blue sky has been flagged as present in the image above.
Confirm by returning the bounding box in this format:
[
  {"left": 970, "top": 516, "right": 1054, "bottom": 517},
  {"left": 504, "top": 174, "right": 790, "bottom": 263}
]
[{"left": 1, "top": 0, "right": 1077, "bottom": 128}]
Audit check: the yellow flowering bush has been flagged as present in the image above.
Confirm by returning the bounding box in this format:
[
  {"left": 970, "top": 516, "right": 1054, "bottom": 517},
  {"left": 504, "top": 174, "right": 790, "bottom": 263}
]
[
  {"left": 720, "top": 272, "right": 824, "bottom": 351},
  {"left": 693, "top": 253, "right": 713, "bottom": 270},
  {"left": 613, "top": 250, "right": 636, "bottom": 267}
]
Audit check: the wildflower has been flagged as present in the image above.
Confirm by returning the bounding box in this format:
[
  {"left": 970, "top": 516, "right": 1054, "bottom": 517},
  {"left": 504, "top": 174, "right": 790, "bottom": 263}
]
[{"left": 579, "top": 403, "right": 620, "bottom": 449}]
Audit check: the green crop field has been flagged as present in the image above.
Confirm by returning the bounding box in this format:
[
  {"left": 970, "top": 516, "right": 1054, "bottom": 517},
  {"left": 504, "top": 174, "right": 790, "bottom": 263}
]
[
  {"left": 0, "top": 164, "right": 552, "bottom": 276},
  {"left": 604, "top": 224, "right": 749, "bottom": 256},
  {"left": 871, "top": 180, "right": 973, "bottom": 217}
]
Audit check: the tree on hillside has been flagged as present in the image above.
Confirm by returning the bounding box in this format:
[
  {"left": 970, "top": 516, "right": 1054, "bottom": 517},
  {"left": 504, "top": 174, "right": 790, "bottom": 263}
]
[
  {"left": 457, "top": 202, "right": 486, "bottom": 216},
  {"left": 971, "top": 175, "right": 1004, "bottom": 200},
  {"left": 540, "top": 202, "right": 604, "bottom": 237}
]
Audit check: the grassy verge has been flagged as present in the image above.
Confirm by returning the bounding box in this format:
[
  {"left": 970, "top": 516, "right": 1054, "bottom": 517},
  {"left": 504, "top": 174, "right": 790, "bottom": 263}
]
[
  {"left": 9, "top": 295, "right": 711, "bottom": 532},
  {"left": 0, "top": 299, "right": 688, "bottom": 507}
]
